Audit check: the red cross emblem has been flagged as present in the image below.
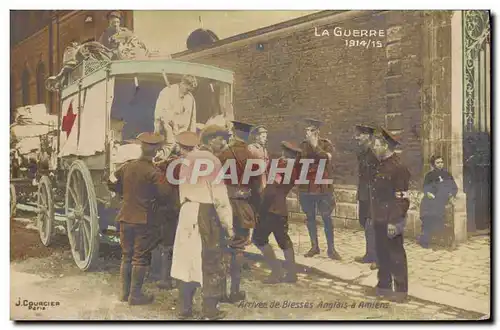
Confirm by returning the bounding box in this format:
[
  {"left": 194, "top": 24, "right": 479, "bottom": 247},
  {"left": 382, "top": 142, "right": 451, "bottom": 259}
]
[{"left": 62, "top": 101, "right": 77, "bottom": 138}]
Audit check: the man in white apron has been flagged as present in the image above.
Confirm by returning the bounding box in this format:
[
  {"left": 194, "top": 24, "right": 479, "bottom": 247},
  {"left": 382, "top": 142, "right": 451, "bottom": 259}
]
[{"left": 171, "top": 125, "right": 234, "bottom": 320}]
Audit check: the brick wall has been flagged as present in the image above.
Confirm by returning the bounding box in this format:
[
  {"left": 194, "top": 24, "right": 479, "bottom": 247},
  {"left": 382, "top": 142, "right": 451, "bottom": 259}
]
[
  {"left": 171, "top": 11, "right": 453, "bottom": 238},
  {"left": 175, "top": 11, "right": 426, "bottom": 187},
  {"left": 10, "top": 10, "right": 133, "bottom": 116}
]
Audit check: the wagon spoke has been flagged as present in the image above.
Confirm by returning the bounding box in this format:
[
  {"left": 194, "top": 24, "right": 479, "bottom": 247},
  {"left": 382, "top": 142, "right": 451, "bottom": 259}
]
[
  {"left": 71, "top": 173, "right": 82, "bottom": 206},
  {"left": 81, "top": 222, "right": 89, "bottom": 258},
  {"left": 77, "top": 225, "right": 86, "bottom": 260},
  {"left": 68, "top": 186, "right": 79, "bottom": 208},
  {"left": 82, "top": 220, "right": 92, "bottom": 249},
  {"left": 82, "top": 197, "right": 89, "bottom": 214},
  {"left": 69, "top": 220, "right": 78, "bottom": 233},
  {"left": 77, "top": 171, "right": 86, "bottom": 207},
  {"left": 39, "top": 213, "right": 46, "bottom": 232}
]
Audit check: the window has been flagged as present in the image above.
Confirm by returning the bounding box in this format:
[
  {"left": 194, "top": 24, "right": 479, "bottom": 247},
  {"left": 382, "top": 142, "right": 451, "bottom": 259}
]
[
  {"left": 21, "top": 68, "right": 30, "bottom": 106},
  {"left": 36, "top": 61, "right": 46, "bottom": 104}
]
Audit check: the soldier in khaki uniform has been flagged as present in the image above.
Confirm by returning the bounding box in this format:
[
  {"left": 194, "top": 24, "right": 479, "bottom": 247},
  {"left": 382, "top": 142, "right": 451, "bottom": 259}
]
[
  {"left": 108, "top": 132, "right": 172, "bottom": 305},
  {"left": 367, "top": 127, "right": 410, "bottom": 303},
  {"left": 253, "top": 141, "right": 301, "bottom": 284},
  {"left": 248, "top": 125, "right": 270, "bottom": 199},
  {"left": 298, "top": 118, "right": 341, "bottom": 260},
  {"left": 216, "top": 121, "right": 262, "bottom": 303}
]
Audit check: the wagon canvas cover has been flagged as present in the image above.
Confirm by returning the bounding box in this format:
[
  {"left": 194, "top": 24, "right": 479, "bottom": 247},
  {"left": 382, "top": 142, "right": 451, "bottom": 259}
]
[
  {"left": 59, "top": 79, "right": 113, "bottom": 157},
  {"left": 11, "top": 104, "right": 57, "bottom": 155}
]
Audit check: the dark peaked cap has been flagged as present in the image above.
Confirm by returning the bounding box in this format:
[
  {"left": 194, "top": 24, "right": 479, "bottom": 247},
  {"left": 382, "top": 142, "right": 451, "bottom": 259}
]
[
  {"left": 377, "top": 127, "right": 401, "bottom": 148},
  {"left": 304, "top": 118, "right": 324, "bottom": 128},
  {"left": 251, "top": 125, "right": 268, "bottom": 135},
  {"left": 201, "top": 125, "right": 229, "bottom": 140},
  {"left": 355, "top": 124, "right": 376, "bottom": 135},
  {"left": 135, "top": 132, "right": 164, "bottom": 145},
  {"left": 231, "top": 121, "right": 254, "bottom": 134},
  {"left": 175, "top": 131, "right": 199, "bottom": 148}
]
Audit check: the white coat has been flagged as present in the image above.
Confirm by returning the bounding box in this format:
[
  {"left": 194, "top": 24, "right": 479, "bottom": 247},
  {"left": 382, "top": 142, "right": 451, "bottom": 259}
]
[{"left": 170, "top": 150, "right": 232, "bottom": 286}]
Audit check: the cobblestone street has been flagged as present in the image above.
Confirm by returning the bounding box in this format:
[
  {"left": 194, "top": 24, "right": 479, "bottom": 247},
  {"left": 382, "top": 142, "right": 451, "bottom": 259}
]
[
  {"left": 10, "top": 217, "right": 485, "bottom": 320},
  {"left": 245, "top": 221, "right": 490, "bottom": 315}
]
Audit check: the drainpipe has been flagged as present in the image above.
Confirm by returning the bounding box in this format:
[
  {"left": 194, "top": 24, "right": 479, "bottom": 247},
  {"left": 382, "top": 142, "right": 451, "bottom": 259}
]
[{"left": 48, "top": 11, "right": 54, "bottom": 114}]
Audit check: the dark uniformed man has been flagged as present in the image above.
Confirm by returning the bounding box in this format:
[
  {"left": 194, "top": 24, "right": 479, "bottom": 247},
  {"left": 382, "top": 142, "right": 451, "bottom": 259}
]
[
  {"left": 253, "top": 141, "right": 301, "bottom": 284},
  {"left": 153, "top": 131, "right": 199, "bottom": 290},
  {"left": 108, "top": 132, "right": 172, "bottom": 305},
  {"left": 216, "top": 120, "right": 262, "bottom": 303},
  {"left": 367, "top": 127, "right": 410, "bottom": 303},
  {"left": 298, "top": 118, "right": 341, "bottom": 260},
  {"left": 353, "top": 125, "right": 379, "bottom": 270}
]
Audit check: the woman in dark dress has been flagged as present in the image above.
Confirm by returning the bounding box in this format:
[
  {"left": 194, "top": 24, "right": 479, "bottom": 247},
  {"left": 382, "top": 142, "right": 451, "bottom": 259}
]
[{"left": 418, "top": 155, "right": 458, "bottom": 248}]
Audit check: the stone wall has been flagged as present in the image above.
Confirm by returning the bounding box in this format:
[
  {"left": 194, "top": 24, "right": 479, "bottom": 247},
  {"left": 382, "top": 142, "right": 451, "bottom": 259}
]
[{"left": 286, "top": 186, "right": 425, "bottom": 239}]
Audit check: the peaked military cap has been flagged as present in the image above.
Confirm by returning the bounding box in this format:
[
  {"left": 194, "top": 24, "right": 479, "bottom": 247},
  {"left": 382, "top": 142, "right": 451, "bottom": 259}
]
[
  {"left": 201, "top": 124, "right": 229, "bottom": 140},
  {"left": 355, "top": 124, "right": 376, "bottom": 135},
  {"left": 377, "top": 127, "right": 401, "bottom": 148},
  {"left": 231, "top": 121, "right": 254, "bottom": 134},
  {"left": 136, "top": 132, "right": 164, "bottom": 145},
  {"left": 281, "top": 141, "right": 302, "bottom": 154},
  {"left": 251, "top": 125, "right": 268, "bottom": 135},
  {"left": 304, "top": 118, "right": 323, "bottom": 129},
  {"left": 107, "top": 11, "right": 122, "bottom": 20},
  {"left": 175, "top": 131, "right": 199, "bottom": 148}
]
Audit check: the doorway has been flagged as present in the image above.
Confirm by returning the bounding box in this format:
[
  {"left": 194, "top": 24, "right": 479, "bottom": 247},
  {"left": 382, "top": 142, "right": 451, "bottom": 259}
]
[{"left": 462, "top": 11, "right": 491, "bottom": 233}]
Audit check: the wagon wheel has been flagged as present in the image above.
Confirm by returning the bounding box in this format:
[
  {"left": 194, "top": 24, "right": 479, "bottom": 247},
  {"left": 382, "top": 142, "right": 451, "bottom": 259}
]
[
  {"left": 10, "top": 184, "right": 16, "bottom": 218},
  {"left": 65, "top": 160, "right": 100, "bottom": 271},
  {"left": 36, "top": 176, "right": 55, "bottom": 246}
]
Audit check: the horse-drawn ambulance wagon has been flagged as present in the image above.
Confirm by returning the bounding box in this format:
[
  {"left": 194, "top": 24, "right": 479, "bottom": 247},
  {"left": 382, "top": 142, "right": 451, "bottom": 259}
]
[{"left": 39, "top": 38, "right": 235, "bottom": 270}]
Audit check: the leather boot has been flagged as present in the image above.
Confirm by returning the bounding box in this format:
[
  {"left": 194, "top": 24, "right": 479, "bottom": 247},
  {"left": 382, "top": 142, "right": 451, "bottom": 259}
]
[
  {"left": 282, "top": 248, "right": 297, "bottom": 283},
  {"left": 327, "top": 248, "right": 342, "bottom": 260},
  {"left": 202, "top": 297, "right": 227, "bottom": 320},
  {"left": 219, "top": 276, "right": 231, "bottom": 303},
  {"left": 157, "top": 247, "right": 174, "bottom": 290},
  {"left": 364, "top": 286, "right": 392, "bottom": 298},
  {"left": 147, "top": 247, "right": 162, "bottom": 282},
  {"left": 228, "top": 252, "right": 246, "bottom": 302},
  {"left": 119, "top": 262, "right": 132, "bottom": 302},
  {"left": 177, "top": 282, "right": 196, "bottom": 319},
  {"left": 388, "top": 291, "right": 408, "bottom": 303},
  {"left": 303, "top": 243, "right": 320, "bottom": 258},
  {"left": 259, "top": 244, "right": 283, "bottom": 284},
  {"left": 128, "top": 265, "right": 154, "bottom": 305}
]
